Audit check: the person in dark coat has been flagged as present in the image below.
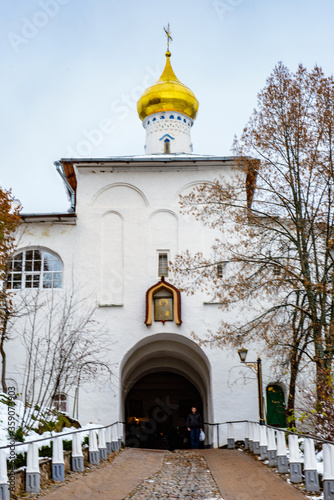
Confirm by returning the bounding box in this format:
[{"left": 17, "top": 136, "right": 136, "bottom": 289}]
[{"left": 186, "top": 406, "right": 203, "bottom": 449}]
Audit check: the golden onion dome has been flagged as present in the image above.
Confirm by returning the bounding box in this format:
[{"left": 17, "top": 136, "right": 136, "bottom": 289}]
[{"left": 137, "top": 51, "right": 199, "bottom": 121}]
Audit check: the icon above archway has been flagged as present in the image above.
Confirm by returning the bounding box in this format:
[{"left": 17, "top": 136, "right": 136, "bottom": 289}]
[{"left": 145, "top": 277, "right": 182, "bottom": 325}]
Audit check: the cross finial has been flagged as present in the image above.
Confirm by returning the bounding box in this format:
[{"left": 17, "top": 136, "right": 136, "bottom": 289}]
[{"left": 163, "top": 23, "right": 173, "bottom": 53}]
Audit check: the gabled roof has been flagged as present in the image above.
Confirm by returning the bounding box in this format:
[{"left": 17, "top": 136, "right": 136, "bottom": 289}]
[{"left": 55, "top": 154, "right": 259, "bottom": 211}]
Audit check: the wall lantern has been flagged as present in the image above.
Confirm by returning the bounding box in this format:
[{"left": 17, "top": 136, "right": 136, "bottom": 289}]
[
  {"left": 238, "top": 348, "right": 248, "bottom": 363},
  {"left": 237, "top": 347, "right": 265, "bottom": 425}
]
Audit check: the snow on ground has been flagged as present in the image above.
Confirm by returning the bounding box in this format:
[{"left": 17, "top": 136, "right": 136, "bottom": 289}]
[{"left": 0, "top": 394, "right": 105, "bottom": 457}]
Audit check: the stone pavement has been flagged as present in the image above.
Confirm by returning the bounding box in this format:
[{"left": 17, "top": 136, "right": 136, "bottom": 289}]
[
  {"left": 37, "top": 448, "right": 165, "bottom": 500},
  {"left": 26, "top": 448, "right": 311, "bottom": 499},
  {"left": 202, "top": 449, "right": 307, "bottom": 500}
]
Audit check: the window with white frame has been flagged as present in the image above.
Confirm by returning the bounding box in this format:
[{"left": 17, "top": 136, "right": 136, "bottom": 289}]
[
  {"left": 158, "top": 252, "right": 169, "bottom": 277},
  {"left": 53, "top": 393, "right": 67, "bottom": 412},
  {"left": 216, "top": 264, "right": 223, "bottom": 279},
  {"left": 7, "top": 249, "right": 63, "bottom": 289}
]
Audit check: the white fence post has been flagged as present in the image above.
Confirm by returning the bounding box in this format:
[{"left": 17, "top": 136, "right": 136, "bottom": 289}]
[
  {"left": 267, "top": 427, "right": 277, "bottom": 466},
  {"left": 98, "top": 429, "right": 107, "bottom": 460},
  {"left": 0, "top": 449, "right": 9, "bottom": 500},
  {"left": 112, "top": 424, "right": 119, "bottom": 451},
  {"left": 248, "top": 422, "right": 254, "bottom": 452},
  {"left": 276, "top": 430, "right": 288, "bottom": 473},
  {"left": 244, "top": 421, "right": 250, "bottom": 450},
  {"left": 253, "top": 423, "right": 260, "bottom": 455},
  {"left": 89, "top": 430, "right": 99, "bottom": 465},
  {"left": 259, "top": 425, "right": 268, "bottom": 460},
  {"left": 117, "top": 422, "right": 123, "bottom": 449},
  {"left": 227, "top": 423, "right": 235, "bottom": 449},
  {"left": 304, "top": 438, "right": 320, "bottom": 492},
  {"left": 26, "top": 442, "right": 40, "bottom": 493},
  {"left": 106, "top": 426, "right": 112, "bottom": 454},
  {"left": 52, "top": 436, "right": 65, "bottom": 482},
  {"left": 288, "top": 434, "right": 302, "bottom": 483},
  {"left": 72, "top": 432, "right": 84, "bottom": 472},
  {"left": 323, "top": 443, "right": 334, "bottom": 500}
]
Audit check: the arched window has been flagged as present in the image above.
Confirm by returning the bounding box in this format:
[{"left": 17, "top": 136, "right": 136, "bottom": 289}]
[
  {"left": 169, "top": 115, "right": 174, "bottom": 119},
  {"left": 8, "top": 249, "right": 63, "bottom": 289},
  {"left": 53, "top": 393, "right": 67, "bottom": 412}
]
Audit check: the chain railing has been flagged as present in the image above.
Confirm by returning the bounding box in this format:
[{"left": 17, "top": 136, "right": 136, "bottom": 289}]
[
  {"left": 0, "top": 420, "right": 124, "bottom": 497},
  {"left": 1, "top": 419, "right": 334, "bottom": 499},
  {"left": 205, "top": 419, "right": 334, "bottom": 499}
]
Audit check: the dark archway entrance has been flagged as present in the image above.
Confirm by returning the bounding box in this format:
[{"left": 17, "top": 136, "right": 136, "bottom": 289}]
[{"left": 125, "top": 371, "right": 203, "bottom": 449}]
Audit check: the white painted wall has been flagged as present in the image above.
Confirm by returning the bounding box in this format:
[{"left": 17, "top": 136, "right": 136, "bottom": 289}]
[{"left": 8, "top": 157, "right": 278, "bottom": 444}]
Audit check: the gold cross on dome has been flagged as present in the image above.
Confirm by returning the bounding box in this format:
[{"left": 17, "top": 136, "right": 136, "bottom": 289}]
[{"left": 164, "top": 23, "right": 173, "bottom": 52}]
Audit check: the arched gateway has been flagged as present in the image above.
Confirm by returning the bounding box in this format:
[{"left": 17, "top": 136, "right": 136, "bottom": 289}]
[{"left": 120, "top": 333, "right": 213, "bottom": 449}]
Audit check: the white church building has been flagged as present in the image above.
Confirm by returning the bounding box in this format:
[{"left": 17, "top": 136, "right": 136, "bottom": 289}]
[{"left": 8, "top": 45, "right": 286, "bottom": 449}]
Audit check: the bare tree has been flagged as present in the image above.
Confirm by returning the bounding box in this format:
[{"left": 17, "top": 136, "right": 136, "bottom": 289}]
[
  {"left": 171, "top": 63, "right": 334, "bottom": 416},
  {"left": 12, "top": 286, "right": 113, "bottom": 432}
]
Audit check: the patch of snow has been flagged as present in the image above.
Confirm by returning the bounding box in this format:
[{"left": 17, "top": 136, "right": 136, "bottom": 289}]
[{"left": 0, "top": 394, "right": 105, "bottom": 459}]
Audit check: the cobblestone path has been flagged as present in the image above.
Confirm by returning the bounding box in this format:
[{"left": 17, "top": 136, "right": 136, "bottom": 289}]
[
  {"left": 24, "top": 448, "right": 310, "bottom": 499},
  {"left": 123, "top": 450, "right": 223, "bottom": 499}
]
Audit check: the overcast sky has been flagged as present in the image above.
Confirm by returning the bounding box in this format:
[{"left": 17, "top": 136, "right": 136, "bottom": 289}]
[{"left": 1, "top": 0, "right": 334, "bottom": 213}]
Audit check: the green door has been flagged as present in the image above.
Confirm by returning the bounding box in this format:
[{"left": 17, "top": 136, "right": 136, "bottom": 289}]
[{"left": 266, "top": 385, "right": 286, "bottom": 427}]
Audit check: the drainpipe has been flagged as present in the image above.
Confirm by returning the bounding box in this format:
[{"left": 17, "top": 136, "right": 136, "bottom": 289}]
[{"left": 55, "top": 161, "right": 75, "bottom": 213}]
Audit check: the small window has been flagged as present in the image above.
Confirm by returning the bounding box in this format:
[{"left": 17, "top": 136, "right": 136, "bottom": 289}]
[
  {"left": 53, "top": 393, "right": 67, "bottom": 412},
  {"left": 183, "top": 118, "right": 186, "bottom": 123},
  {"left": 147, "top": 120, "right": 150, "bottom": 125},
  {"left": 158, "top": 253, "right": 168, "bottom": 277},
  {"left": 169, "top": 115, "right": 174, "bottom": 119},
  {"left": 164, "top": 139, "right": 170, "bottom": 154},
  {"left": 160, "top": 115, "right": 165, "bottom": 119},
  {"left": 217, "top": 264, "right": 223, "bottom": 279},
  {"left": 153, "top": 117, "right": 156, "bottom": 122},
  {"left": 177, "top": 116, "right": 181, "bottom": 121}
]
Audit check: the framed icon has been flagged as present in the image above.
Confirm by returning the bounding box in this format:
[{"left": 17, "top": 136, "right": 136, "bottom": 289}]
[{"left": 154, "top": 297, "right": 173, "bottom": 322}]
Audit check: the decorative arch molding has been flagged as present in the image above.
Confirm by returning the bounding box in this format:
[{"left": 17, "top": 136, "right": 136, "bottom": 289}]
[
  {"left": 91, "top": 182, "right": 149, "bottom": 208},
  {"left": 148, "top": 208, "right": 179, "bottom": 222},
  {"left": 172, "top": 180, "right": 215, "bottom": 206},
  {"left": 99, "top": 211, "right": 124, "bottom": 306},
  {"left": 120, "top": 332, "right": 213, "bottom": 425},
  {"left": 145, "top": 277, "right": 181, "bottom": 325},
  {"left": 101, "top": 210, "right": 124, "bottom": 221}
]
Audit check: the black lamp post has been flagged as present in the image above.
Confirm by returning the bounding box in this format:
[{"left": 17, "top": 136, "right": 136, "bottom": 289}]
[{"left": 238, "top": 348, "right": 265, "bottom": 425}]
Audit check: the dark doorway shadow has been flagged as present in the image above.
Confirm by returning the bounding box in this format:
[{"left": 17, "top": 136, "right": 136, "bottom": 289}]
[{"left": 125, "top": 371, "right": 203, "bottom": 449}]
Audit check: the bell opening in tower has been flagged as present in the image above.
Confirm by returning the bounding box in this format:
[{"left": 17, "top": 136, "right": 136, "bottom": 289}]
[{"left": 164, "top": 139, "right": 171, "bottom": 154}]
